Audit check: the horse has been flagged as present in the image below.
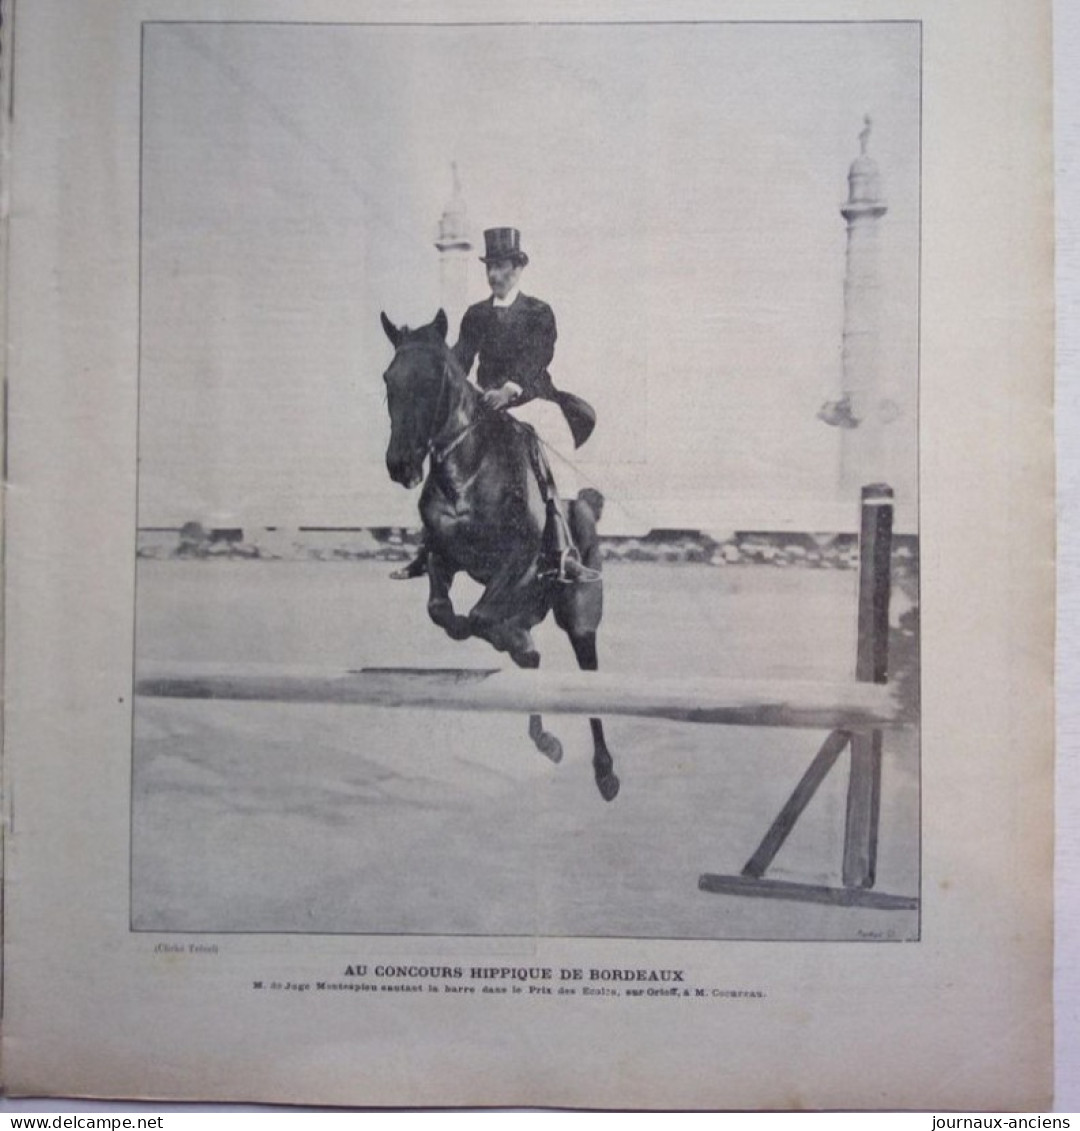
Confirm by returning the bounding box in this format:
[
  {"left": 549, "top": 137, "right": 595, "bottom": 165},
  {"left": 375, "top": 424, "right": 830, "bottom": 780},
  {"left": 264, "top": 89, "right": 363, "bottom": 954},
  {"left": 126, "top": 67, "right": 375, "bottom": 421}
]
[{"left": 380, "top": 309, "right": 619, "bottom": 802}]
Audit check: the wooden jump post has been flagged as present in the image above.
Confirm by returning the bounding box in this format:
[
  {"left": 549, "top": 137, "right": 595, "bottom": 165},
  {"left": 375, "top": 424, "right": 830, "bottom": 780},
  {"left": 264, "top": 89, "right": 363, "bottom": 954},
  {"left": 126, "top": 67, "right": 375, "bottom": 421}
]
[{"left": 698, "top": 483, "right": 918, "bottom": 912}]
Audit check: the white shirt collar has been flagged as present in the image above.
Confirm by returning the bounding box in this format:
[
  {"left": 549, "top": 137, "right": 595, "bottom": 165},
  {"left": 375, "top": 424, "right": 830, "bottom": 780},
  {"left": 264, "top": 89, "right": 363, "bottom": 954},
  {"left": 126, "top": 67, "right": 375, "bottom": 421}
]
[{"left": 492, "top": 286, "right": 520, "bottom": 308}]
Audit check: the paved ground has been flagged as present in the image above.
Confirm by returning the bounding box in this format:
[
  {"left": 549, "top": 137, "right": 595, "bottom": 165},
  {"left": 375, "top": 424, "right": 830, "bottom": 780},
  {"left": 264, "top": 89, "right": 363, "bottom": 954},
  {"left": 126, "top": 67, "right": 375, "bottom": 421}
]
[{"left": 131, "top": 559, "right": 919, "bottom": 940}]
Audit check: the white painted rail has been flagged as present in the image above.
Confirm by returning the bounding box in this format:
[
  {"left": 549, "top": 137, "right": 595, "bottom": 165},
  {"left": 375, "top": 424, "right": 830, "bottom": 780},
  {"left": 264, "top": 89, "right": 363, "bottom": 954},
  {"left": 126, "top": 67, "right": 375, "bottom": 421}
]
[{"left": 135, "top": 662, "right": 906, "bottom": 731}]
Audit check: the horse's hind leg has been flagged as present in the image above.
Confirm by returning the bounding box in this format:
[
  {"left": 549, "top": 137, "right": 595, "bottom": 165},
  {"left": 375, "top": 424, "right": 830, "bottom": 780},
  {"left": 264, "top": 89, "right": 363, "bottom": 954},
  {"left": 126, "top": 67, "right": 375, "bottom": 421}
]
[
  {"left": 528, "top": 712, "right": 563, "bottom": 764},
  {"left": 569, "top": 630, "right": 620, "bottom": 803},
  {"left": 589, "top": 718, "right": 618, "bottom": 803},
  {"left": 551, "top": 515, "right": 618, "bottom": 801}
]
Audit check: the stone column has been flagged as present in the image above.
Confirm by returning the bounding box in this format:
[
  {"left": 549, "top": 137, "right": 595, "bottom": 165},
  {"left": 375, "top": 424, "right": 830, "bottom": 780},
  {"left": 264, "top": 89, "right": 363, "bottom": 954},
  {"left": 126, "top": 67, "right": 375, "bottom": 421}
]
[
  {"left": 819, "top": 117, "right": 893, "bottom": 496},
  {"left": 434, "top": 162, "right": 472, "bottom": 335}
]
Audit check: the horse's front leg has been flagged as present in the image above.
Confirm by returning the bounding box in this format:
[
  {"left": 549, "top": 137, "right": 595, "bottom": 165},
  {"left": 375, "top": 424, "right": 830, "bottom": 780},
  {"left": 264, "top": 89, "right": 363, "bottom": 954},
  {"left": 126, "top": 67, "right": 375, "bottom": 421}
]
[
  {"left": 569, "top": 630, "right": 620, "bottom": 803},
  {"left": 426, "top": 552, "right": 471, "bottom": 641}
]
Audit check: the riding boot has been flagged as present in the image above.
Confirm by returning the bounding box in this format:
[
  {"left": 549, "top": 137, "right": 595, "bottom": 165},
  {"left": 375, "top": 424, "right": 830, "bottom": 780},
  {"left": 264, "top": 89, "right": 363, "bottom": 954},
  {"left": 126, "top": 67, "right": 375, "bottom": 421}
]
[{"left": 389, "top": 541, "right": 429, "bottom": 580}]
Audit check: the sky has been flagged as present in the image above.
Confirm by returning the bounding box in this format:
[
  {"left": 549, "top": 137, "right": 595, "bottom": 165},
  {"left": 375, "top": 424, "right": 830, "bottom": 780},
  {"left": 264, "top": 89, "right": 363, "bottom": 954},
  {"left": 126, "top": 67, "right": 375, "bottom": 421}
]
[{"left": 139, "top": 20, "right": 920, "bottom": 532}]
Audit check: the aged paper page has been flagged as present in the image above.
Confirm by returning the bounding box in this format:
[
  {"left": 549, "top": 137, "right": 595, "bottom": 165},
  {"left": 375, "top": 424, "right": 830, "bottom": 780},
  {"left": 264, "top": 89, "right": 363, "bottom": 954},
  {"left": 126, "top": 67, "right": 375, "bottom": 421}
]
[
  {"left": 1056, "top": 0, "right": 1080, "bottom": 1109},
  {"left": 2, "top": 0, "right": 1053, "bottom": 1109}
]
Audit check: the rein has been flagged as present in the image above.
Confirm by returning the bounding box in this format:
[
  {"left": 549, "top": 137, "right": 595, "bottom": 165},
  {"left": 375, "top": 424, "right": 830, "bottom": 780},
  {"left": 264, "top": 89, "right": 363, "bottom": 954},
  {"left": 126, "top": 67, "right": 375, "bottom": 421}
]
[{"left": 430, "top": 414, "right": 477, "bottom": 465}]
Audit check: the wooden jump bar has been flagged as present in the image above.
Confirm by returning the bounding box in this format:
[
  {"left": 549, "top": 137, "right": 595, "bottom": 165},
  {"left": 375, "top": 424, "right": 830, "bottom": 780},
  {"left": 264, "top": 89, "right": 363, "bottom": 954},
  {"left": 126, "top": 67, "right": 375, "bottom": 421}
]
[{"left": 135, "top": 663, "right": 905, "bottom": 731}]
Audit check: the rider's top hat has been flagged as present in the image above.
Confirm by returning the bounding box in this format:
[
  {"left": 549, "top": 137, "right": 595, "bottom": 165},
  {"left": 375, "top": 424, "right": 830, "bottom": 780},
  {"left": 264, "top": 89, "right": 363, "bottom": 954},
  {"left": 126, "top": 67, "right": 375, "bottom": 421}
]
[{"left": 480, "top": 227, "right": 529, "bottom": 266}]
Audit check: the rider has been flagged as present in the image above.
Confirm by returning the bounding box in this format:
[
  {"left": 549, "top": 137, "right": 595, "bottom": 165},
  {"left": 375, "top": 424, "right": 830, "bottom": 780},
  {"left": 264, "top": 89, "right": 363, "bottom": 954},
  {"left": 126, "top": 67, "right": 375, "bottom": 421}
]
[{"left": 391, "top": 227, "right": 597, "bottom": 584}]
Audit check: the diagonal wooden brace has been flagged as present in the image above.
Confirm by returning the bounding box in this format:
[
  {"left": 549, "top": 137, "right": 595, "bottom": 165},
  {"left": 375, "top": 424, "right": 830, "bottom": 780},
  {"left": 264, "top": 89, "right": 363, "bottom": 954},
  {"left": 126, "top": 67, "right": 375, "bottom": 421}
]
[{"left": 741, "top": 728, "right": 852, "bottom": 879}]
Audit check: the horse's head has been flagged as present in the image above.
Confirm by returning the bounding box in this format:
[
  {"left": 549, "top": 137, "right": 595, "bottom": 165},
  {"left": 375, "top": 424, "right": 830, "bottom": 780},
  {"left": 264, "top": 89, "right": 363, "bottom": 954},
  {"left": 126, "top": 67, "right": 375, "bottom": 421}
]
[{"left": 380, "top": 309, "right": 450, "bottom": 488}]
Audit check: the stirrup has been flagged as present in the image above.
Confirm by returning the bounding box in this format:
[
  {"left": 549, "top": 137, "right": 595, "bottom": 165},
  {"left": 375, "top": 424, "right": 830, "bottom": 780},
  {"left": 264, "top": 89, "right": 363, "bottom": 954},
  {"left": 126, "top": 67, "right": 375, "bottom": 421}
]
[{"left": 542, "top": 549, "right": 602, "bottom": 585}]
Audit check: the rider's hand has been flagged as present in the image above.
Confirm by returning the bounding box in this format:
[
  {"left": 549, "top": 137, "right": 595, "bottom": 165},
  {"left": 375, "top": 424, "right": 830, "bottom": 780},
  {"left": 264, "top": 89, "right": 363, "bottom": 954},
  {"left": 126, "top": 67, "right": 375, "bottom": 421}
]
[{"left": 481, "top": 385, "right": 517, "bottom": 411}]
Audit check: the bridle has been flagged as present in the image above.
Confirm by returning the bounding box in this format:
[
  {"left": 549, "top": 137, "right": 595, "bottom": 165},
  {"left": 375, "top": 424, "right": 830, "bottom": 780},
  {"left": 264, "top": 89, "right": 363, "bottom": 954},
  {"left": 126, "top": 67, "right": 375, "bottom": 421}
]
[{"left": 391, "top": 342, "right": 480, "bottom": 466}]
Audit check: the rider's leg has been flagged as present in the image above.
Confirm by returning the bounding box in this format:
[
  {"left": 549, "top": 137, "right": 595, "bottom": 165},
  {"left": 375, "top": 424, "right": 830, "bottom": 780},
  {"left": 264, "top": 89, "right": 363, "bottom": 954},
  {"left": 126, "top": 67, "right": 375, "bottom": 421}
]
[
  {"left": 542, "top": 497, "right": 581, "bottom": 580},
  {"left": 509, "top": 400, "right": 599, "bottom": 584},
  {"left": 540, "top": 495, "right": 600, "bottom": 583}
]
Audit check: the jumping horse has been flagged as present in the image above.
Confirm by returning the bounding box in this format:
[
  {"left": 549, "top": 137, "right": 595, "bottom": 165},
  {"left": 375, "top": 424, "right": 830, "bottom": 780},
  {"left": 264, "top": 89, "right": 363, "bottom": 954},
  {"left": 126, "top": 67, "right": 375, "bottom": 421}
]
[{"left": 380, "top": 309, "right": 619, "bottom": 801}]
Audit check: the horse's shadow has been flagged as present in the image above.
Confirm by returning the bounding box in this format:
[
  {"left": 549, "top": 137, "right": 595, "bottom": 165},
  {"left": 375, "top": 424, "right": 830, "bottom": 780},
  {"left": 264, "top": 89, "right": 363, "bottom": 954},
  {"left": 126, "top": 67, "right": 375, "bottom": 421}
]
[{"left": 381, "top": 309, "right": 619, "bottom": 803}]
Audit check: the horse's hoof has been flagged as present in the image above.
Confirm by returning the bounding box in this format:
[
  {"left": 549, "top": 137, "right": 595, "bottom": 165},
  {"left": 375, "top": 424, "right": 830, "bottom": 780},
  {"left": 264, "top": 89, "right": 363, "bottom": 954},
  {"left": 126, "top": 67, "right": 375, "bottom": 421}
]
[
  {"left": 446, "top": 617, "right": 471, "bottom": 641},
  {"left": 512, "top": 649, "right": 540, "bottom": 669},
  {"left": 535, "top": 732, "right": 563, "bottom": 764},
  {"left": 596, "top": 773, "right": 620, "bottom": 803},
  {"left": 528, "top": 715, "right": 562, "bottom": 762}
]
